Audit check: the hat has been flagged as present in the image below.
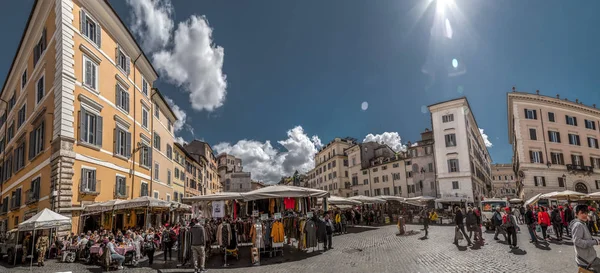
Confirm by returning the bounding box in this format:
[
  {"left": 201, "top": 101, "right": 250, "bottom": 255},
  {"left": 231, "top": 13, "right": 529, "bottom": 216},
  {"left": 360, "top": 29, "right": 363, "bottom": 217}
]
[
  {"left": 164, "top": 223, "right": 170, "bottom": 227},
  {"left": 504, "top": 207, "right": 511, "bottom": 212}
]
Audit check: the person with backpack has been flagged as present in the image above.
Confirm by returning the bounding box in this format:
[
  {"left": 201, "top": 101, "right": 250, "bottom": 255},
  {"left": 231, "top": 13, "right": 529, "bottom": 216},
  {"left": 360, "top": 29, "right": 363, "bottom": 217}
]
[
  {"left": 524, "top": 205, "right": 538, "bottom": 243},
  {"left": 551, "top": 205, "right": 564, "bottom": 240},
  {"left": 502, "top": 207, "right": 518, "bottom": 249},
  {"left": 162, "top": 224, "right": 177, "bottom": 262},
  {"left": 493, "top": 207, "right": 507, "bottom": 241}
]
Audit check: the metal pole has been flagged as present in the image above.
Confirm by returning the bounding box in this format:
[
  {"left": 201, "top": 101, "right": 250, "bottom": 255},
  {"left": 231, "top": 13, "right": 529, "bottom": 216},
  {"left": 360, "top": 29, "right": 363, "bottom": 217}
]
[
  {"left": 30, "top": 229, "right": 36, "bottom": 270},
  {"left": 14, "top": 230, "right": 19, "bottom": 266}
]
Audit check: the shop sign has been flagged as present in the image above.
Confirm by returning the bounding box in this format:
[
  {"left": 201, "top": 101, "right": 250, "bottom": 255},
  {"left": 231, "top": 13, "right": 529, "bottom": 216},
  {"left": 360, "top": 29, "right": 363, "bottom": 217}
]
[
  {"left": 252, "top": 210, "right": 259, "bottom": 217},
  {"left": 260, "top": 214, "right": 268, "bottom": 221},
  {"left": 274, "top": 213, "right": 282, "bottom": 220}
]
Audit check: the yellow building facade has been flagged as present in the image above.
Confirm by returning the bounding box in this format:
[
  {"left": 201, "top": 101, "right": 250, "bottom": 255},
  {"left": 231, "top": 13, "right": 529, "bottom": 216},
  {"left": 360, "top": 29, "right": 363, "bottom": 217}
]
[{"left": 0, "top": 0, "right": 177, "bottom": 234}]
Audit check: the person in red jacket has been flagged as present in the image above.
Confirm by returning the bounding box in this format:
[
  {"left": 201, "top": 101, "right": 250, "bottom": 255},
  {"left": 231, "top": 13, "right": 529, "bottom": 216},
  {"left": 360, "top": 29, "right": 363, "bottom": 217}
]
[{"left": 538, "top": 207, "right": 551, "bottom": 241}]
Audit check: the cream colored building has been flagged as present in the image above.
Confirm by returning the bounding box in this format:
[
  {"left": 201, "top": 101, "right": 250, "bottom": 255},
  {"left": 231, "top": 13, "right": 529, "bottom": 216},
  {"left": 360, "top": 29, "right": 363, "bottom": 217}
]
[
  {"left": 0, "top": 0, "right": 176, "bottom": 233},
  {"left": 184, "top": 140, "right": 221, "bottom": 195},
  {"left": 306, "top": 137, "right": 356, "bottom": 197},
  {"left": 218, "top": 153, "right": 252, "bottom": 192},
  {"left": 508, "top": 90, "right": 600, "bottom": 199},
  {"left": 346, "top": 142, "right": 404, "bottom": 197},
  {"left": 491, "top": 163, "right": 518, "bottom": 199},
  {"left": 150, "top": 89, "right": 177, "bottom": 202}
]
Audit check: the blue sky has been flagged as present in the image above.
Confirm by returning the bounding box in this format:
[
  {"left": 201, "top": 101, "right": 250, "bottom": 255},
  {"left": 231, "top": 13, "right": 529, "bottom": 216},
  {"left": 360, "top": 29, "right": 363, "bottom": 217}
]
[{"left": 2, "top": 0, "right": 600, "bottom": 183}]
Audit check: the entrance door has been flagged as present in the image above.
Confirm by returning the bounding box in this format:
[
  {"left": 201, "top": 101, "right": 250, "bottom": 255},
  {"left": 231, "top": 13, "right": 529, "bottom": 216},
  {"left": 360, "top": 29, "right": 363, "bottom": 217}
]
[
  {"left": 575, "top": 182, "right": 589, "bottom": 194},
  {"left": 136, "top": 213, "right": 145, "bottom": 228},
  {"left": 115, "top": 214, "right": 124, "bottom": 230}
]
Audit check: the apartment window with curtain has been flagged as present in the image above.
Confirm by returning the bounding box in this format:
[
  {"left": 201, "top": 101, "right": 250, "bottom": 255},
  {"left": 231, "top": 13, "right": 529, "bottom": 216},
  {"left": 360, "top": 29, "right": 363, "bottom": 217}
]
[
  {"left": 550, "top": 152, "right": 564, "bottom": 165},
  {"left": 592, "top": 157, "right": 600, "bottom": 169},
  {"left": 442, "top": 114, "right": 454, "bottom": 123},
  {"left": 588, "top": 137, "right": 599, "bottom": 149},
  {"left": 585, "top": 120, "right": 597, "bottom": 130},
  {"left": 80, "top": 10, "right": 101, "bottom": 46},
  {"left": 447, "top": 159, "right": 459, "bottom": 172},
  {"left": 548, "top": 112, "right": 555, "bottom": 122},
  {"left": 566, "top": 115, "right": 578, "bottom": 126},
  {"left": 524, "top": 109, "right": 537, "bottom": 119},
  {"left": 445, "top": 133, "right": 456, "bottom": 147},
  {"left": 529, "top": 151, "right": 543, "bottom": 163},
  {"left": 534, "top": 176, "right": 546, "bottom": 187},
  {"left": 452, "top": 181, "right": 459, "bottom": 189},
  {"left": 548, "top": 131, "right": 560, "bottom": 143},
  {"left": 568, "top": 134, "right": 581, "bottom": 146},
  {"left": 571, "top": 155, "right": 584, "bottom": 166}
]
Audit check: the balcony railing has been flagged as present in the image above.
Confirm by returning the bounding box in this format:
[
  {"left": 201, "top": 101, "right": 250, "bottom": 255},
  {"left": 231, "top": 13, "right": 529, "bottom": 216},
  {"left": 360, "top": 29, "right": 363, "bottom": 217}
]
[
  {"left": 10, "top": 199, "right": 21, "bottom": 211},
  {"left": 25, "top": 189, "right": 39, "bottom": 205},
  {"left": 114, "top": 185, "right": 129, "bottom": 199},
  {"left": 0, "top": 204, "right": 7, "bottom": 215},
  {"left": 566, "top": 164, "right": 594, "bottom": 173},
  {"left": 80, "top": 179, "right": 100, "bottom": 195}
]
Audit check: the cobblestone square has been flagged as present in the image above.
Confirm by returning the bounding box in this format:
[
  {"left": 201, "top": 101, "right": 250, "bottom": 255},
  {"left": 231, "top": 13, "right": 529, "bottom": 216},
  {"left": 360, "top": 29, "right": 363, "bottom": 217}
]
[{"left": 0, "top": 224, "right": 582, "bottom": 273}]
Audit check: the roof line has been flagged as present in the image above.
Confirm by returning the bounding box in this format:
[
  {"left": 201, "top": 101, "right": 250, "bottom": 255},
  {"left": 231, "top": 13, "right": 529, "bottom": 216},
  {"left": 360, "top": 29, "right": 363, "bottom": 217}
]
[{"left": 151, "top": 88, "right": 178, "bottom": 121}]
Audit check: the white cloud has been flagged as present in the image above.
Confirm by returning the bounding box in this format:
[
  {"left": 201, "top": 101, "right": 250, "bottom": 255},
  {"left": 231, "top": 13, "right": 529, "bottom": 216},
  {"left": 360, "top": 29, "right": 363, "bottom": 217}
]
[
  {"left": 153, "top": 16, "right": 227, "bottom": 112},
  {"left": 163, "top": 96, "right": 186, "bottom": 132},
  {"left": 126, "top": 0, "right": 173, "bottom": 52},
  {"left": 214, "top": 126, "right": 319, "bottom": 184},
  {"left": 175, "top": 136, "right": 187, "bottom": 145},
  {"left": 311, "top": 135, "right": 323, "bottom": 149},
  {"left": 479, "top": 128, "right": 493, "bottom": 147},
  {"left": 411, "top": 142, "right": 419, "bottom": 147},
  {"left": 363, "top": 132, "right": 407, "bottom": 152}
]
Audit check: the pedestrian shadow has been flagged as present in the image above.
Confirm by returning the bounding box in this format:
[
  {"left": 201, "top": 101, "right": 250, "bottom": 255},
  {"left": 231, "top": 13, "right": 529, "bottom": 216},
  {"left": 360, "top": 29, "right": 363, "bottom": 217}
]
[
  {"left": 510, "top": 248, "right": 527, "bottom": 255},
  {"left": 455, "top": 245, "right": 468, "bottom": 251},
  {"left": 418, "top": 236, "right": 429, "bottom": 240},
  {"left": 534, "top": 242, "right": 551, "bottom": 251}
]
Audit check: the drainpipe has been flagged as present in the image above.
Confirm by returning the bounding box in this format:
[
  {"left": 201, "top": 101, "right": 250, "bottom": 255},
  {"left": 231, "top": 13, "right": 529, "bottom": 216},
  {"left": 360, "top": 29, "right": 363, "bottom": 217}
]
[{"left": 131, "top": 54, "right": 142, "bottom": 198}]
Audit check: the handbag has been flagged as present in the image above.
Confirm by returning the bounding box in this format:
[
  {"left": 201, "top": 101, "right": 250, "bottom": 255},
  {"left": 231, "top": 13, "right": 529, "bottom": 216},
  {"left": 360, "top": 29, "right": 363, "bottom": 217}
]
[
  {"left": 455, "top": 227, "right": 464, "bottom": 240},
  {"left": 547, "top": 225, "right": 554, "bottom": 235},
  {"left": 535, "top": 225, "right": 542, "bottom": 233}
]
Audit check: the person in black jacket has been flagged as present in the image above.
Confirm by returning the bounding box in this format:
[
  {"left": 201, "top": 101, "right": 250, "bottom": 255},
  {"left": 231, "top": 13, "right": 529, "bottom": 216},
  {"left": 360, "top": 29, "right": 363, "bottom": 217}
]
[
  {"left": 564, "top": 205, "right": 574, "bottom": 237},
  {"left": 524, "top": 205, "right": 538, "bottom": 243},
  {"left": 453, "top": 206, "right": 473, "bottom": 246},
  {"left": 551, "top": 205, "right": 563, "bottom": 241}
]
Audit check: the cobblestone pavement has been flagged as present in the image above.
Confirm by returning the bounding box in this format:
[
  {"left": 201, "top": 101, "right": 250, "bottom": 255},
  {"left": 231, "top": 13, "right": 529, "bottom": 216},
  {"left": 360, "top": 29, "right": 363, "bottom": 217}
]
[{"left": 0, "top": 224, "right": 582, "bottom": 273}]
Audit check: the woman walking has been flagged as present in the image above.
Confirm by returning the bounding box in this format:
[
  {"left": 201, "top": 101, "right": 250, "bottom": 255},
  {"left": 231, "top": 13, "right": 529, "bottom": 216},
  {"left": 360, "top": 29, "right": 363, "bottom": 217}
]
[{"left": 537, "top": 207, "right": 551, "bottom": 241}]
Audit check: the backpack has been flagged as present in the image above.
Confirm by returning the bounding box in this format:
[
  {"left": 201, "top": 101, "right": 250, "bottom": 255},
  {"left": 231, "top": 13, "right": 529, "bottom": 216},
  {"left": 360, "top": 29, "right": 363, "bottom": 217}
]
[
  {"left": 162, "top": 230, "right": 171, "bottom": 243},
  {"left": 503, "top": 215, "right": 514, "bottom": 228},
  {"left": 169, "top": 230, "right": 177, "bottom": 242}
]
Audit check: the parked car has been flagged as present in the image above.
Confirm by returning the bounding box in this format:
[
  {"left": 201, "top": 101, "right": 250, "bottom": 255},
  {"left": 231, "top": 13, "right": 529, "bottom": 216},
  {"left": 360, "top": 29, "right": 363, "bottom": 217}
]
[{"left": 0, "top": 229, "right": 22, "bottom": 265}]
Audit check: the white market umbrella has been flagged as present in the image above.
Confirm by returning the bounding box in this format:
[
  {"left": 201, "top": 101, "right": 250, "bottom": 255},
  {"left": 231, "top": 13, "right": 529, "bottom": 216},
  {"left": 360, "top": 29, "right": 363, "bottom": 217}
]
[
  {"left": 552, "top": 190, "right": 587, "bottom": 200},
  {"left": 317, "top": 195, "right": 362, "bottom": 206},
  {"left": 348, "top": 195, "right": 386, "bottom": 204},
  {"left": 586, "top": 192, "right": 600, "bottom": 200},
  {"left": 182, "top": 192, "right": 244, "bottom": 203},
  {"left": 18, "top": 208, "right": 71, "bottom": 231},
  {"left": 242, "top": 185, "right": 329, "bottom": 201},
  {"left": 114, "top": 196, "right": 171, "bottom": 210},
  {"left": 524, "top": 193, "right": 543, "bottom": 206},
  {"left": 376, "top": 195, "right": 406, "bottom": 202},
  {"left": 83, "top": 199, "right": 126, "bottom": 214},
  {"left": 540, "top": 191, "right": 560, "bottom": 199},
  {"left": 406, "top": 196, "right": 436, "bottom": 202}
]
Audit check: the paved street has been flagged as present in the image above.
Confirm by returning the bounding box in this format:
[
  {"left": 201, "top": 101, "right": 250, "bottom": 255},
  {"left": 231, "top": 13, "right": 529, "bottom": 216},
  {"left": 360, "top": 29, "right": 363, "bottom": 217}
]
[{"left": 0, "top": 224, "right": 582, "bottom": 273}]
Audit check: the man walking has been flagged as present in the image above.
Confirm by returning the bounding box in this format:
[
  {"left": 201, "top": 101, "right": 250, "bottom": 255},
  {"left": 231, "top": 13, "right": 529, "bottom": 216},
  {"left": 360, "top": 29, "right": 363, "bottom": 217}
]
[
  {"left": 190, "top": 219, "right": 207, "bottom": 273},
  {"left": 571, "top": 204, "right": 600, "bottom": 271},
  {"left": 493, "top": 207, "right": 507, "bottom": 241},
  {"left": 453, "top": 206, "right": 473, "bottom": 246},
  {"left": 35, "top": 230, "right": 49, "bottom": 267},
  {"left": 551, "top": 205, "right": 563, "bottom": 240},
  {"left": 503, "top": 207, "right": 518, "bottom": 249},
  {"left": 324, "top": 212, "right": 334, "bottom": 250},
  {"left": 422, "top": 209, "right": 430, "bottom": 238},
  {"left": 524, "top": 205, "right": 538, "bottom": 244}
]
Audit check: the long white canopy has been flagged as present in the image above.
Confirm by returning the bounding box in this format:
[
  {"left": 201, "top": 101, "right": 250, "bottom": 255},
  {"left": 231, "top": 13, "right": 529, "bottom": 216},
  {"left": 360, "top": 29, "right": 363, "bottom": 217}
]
[
  {"left": 406, "top": 196, "right": 436, "bottom": 202},
  {"left": 524, "top": 193, "right": 543, "bottom": 206},
  {"left": 18, "top": 208, "right": 71, "bottom": 231},
  {"left": 241, "top": 185, "right": 329, "bottom": 201},
  {"left": 348, "top": 195, "right": 386, "bottom": 204},
  {"left": 114, "top": 196, "right": 171, "bottom": 210},
  {"left": 318, "top": 195, "right": 362, "bottom": 206},
  {"left": 182, "top": 192, "right": 244, "bottom": 203},
  {"left": 376, "top": 195, "right": 406, "bottom": 202},
  {"left": 84, "top": 199, "right": 126, "bottom": 213}
]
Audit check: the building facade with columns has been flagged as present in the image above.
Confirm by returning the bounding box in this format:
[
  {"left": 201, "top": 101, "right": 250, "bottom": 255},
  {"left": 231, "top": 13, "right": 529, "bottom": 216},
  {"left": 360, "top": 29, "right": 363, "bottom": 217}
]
[
  {"left": 508, "top": 90, "right": 600, "bottom": 200},
  {"left": 429, "top": 97, "right": 492, "bottom": 206}
]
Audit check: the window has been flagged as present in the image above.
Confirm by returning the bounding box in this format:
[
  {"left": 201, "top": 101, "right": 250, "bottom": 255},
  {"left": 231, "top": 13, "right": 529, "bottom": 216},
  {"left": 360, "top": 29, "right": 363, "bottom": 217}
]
[
  {"left": 393, "top": 163, "right": 399, "bottom": 168},
  {"left": 524, "top": 109, "right": 537, "bottom": 119},
  {"left": 529, "top": 128, "right": 537, "bottom": 140},
  {"left": 154, "top": 162, "right": 160, "bottom": 181},
  {"left": 571, "top": 155, "right": 584, "bottom": 166},
  {"left": 382, "top": 175, "right": 388, "bottom": 182},
  {"left": 33, "top": 28, "right": 47, "bottom": 66},
  {"left": 548, "top": 112, "right": 555, "bottom": 122},
  {"left": 428, "top": 163, "right": 434, "bottom": 172},
  {"left": 14, "top": 139, "right": 25, "bottom": 172},
  {"left": 452, "top": 181, "right": 459, "bottom": 189},
  {"left": 363, "top": 179, "right": 369, "bottom": 185},
  {"left": 373, "top": 168, "right": 378, "bottom": 172},
  {"left": 116, "top": 84, "right": 130, "bottom": 112},
  {"left": 362, "top": 170, "right": 367, "bottom": 175},
  {"left": 374, "top": 177, "right": 379, "bottom": 183},
  {"left": 83, "top": 56, "right": 98, "bottom": 90},
  {"left": 569, "top": 134, "right": 581, "bottom": 145},
  {"left": 115, "top": 176, "right": 127, "bottom": 197},
  {"left": 166, "top": 145, "right": 173, "bottom": 160},
  {"left": 154, "top": 102, "right": 160, "bottom": 118},
  {"left": 167, "top": 169, "right": 171, "bottom": 185},
  {"left": 114, "top": 127, "right": 131, "bottom": 158},
  {"left": 442, "top": 114, "right": 454, "bottom": 123},
  {"left": 345, "top": 171, "right": 348, "bottom": 177},
  {"left": 374, "top": 189, "right": 381, "bottom": 196},
  {"left": 548, "top": 131, "right": 561, "bottom": 143},
  {"left": 566, "top": 115, "right": 578, "bottom": 126},
  {"left": 7, "top": 123, "right": 14, "bottom": 142},
  {"left": 596, "top": 181, "right": 600, "bottom": 190},
  {"left": 393, "top": 173, "right": 400, "bottom": 180},
  {"left": 352, "top": 176, "right": 358, "bottom": 186},
  {"left": 445, "top": 134, "right": 456, "bottom": 147},
  {"left": 343, "top": 159, "right": 348, "bottom": 166},
  {"left": 153, "top": 132, "right": 161, "bottom": 150},
  {"left": 8, "top": 94, "right": 15, "bottom": 112},
  {"left": 333, "top": 171, "right": 337, "bottom": 178},
  {"left": 17, "top": 104, "right": 26, "bottom": 128},
  {"left": 589, "top": 137, "right": 599, "bottom": 149},
  {"left": 550, "top": 152, "right": 564, "bottom": 165},
  {"left": 140, "top": 144, "right": 150, "bottom": 168},
  {"left": 382, "top": 166, "right": 387, "bottom": 170},
  {"left": 80, "top": 10, "right": 101, "bottom": 46},
  {"left": 36, "top": 78, "right": 45, "bottom": 106},
  {"left": 116, "top": 46, "right": 130, "bottom": 74},
  {"left": 364, "top": 190, "right": 369, "bottom": 196},
  {"left": 383, "top": 187, "right": 390, "bottom": 195},
  {"left": 534, "top": 176, "right": 546, "bottom": 187},
  {"left": 3, "top": 151, "right": 12, "bottom": 181},
  {"left": 332, "top": 160, "right": 336, "bottom": 167},
  {"left": 142, "top": 106, "right": 149, "bottom": 129},
  {"left": 447, "top": 159, "right": 459, "bottom": 172},
  {"left": 406, "top": 161, "right": 411, "bottom": 165},
  {"left": 80, "top": 109, "right": 102, "bottom": 146},
  {"left": 529, "top": 151, "right": 543, "bottom": 163},
  {"left": 586, "top": 120, "right": 597, "bottom": 130},
  {"left": 153, "top": 191, "right": 159, "bottom": 199},
  {"left": 21, "top": 70, "right": 27, "bottom": 89},
  {"left": 81, "top": 169, "right": 97, "bottom": 193},
  {"left": 592, "top": 157, "right": 600, "bottom": 169},
  {"left": 142, "top": 78, "right": 149, "bottom": 96},
  {"left": 406, "top": 171, "right": 412, "bottom": 178},
  {"left": 430, "top": 181, "right": 435, "bottom": 190}
]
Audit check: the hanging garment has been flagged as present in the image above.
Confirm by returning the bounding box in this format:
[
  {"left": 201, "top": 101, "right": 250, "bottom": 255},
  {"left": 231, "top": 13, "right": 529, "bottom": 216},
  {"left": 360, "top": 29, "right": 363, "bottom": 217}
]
[
  {"left": 304, "top": 219, "right": 317, "bottom": 248},
  {"left": 316, "top": 219, "right": 327, "bottom": 243},
  {"left": 271, "top": 221, "right": 285, "bottom": 243},
  {"left": 227, "top": 226, "right": 238, "bottom": 249},
  {"left": 269, "top": 199, "right": 275, "bottom": 215},
  {"left": 284, "top": 198, "right": 295, "bottom": 210}
]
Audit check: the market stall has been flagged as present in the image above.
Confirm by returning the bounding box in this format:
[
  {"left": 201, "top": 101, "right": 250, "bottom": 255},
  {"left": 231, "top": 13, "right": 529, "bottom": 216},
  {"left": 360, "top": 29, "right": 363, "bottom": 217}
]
[{"left": 17, "top": 208, "right": 72, "bottom": 268}]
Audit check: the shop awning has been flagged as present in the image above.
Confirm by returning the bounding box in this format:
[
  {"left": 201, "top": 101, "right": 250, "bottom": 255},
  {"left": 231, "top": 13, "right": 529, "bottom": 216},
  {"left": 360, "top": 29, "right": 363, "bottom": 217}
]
[
  {"left": 375, "top": 195, "right": 406, "bottom": 202},
  {"left": 348, "top": 195, "right": 386, "bottom": 204},
  {"left": 19, "top": 208, "right": 72, "bottom": 231},
  {"left": 524, "top": 193, "right": 543, "bottom": 206},
  {"left": 182, "top": 192, "right": 244, "bottom": 203},
  {"left": 241, "top": 185, "right": 329, "bottom": 201},
  {"left": 406, "top": 196, "right": 436, "bottom": 202},
  {"left": 317, "top": 195, "right": 362, "bottom": 206},
  {"left": 113, "top": 196, "right": 171, "bottom": 210},
  {"left": 83, "top": 199, "right": 126, "bottom": 213},
  {"left": 170, "top": 201, "right": 192, "bottom": 212}
]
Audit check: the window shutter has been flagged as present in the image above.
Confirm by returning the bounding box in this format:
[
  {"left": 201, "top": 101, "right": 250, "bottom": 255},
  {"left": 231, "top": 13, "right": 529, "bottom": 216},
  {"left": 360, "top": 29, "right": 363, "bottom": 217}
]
[
  {"left": 115, "top": 176, "right": 119, "bottom": 195},
  {"left": 85, "top": 60, "right": 91, "bottom": 86},
  {"left": 447, "top": 160, "right": 451, "bottom": 172},
  {"left": 80, "top": 10, "right": 86, "bottom": 33},
  {"left": 81, "top": 169, "right": 86, "bottom": 189},
  {"left": 116, "top": 46, "right": 120, "bottom": 66},
  {"left": 533, "top": 110, "right": 537, "bottom": 119},
  {"left": 114, "top": 128, "right": 118, "bottom": 154},
  {"left": 560, "top": 153, "right": 564, "bottom": 164},
  {"left": 115, "top": 84, "right": 121, "bottom": 108},
  {"left": 576, "top": 135, "right": 581, "bottom": 145},
  {"left": 588, "top": 137, "right": 592, "bottom": 148},
  {"left": 547, "top": 131, "right": 552, "bottom": 142},
  {"left": 28, "top": 131, "right": 34, "bottom": 160},
  {"left": 125, "top": 92, "right": 130, "bottom": 112},
  {"left": 529, "top": 151, "right": 534, "bottom": 163},
  {"left": 571, "top": 155, "right": 576, "bottom": 165},
  {"left": 574, "top": 117, "right": 578, "bottom": 126},
  {"left": 39, "top": 121, "right": 45, "bottom": 152},
  {"left": 96, "top": 23, "right": 102, "bottom": 47},
  {"left": 534, "top": 176, "right": 538, "bottom": 186},
  {"left": 126, "top": 132, "right": 132, "bottom": 158},
  {"left": 557, "top": 132, "right": 561, "bottom": 143},
  {"left": 542, "top": 177, "right": 546, "bottom": 187},
  {"left": 96, "top": 116, "right": 103, "bottom": 146},
  {"left": 524, "top": 109, "right": 528, "bottom": 118},
  {"left": 126, "top": 56, "right": 131, "bottom": 75},
  {"left": 539, "top": 153, "right": 543, "bottom": 164}
]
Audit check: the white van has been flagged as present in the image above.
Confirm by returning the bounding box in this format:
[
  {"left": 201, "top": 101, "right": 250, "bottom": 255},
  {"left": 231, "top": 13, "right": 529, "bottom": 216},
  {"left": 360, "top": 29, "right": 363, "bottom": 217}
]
[{"left": 481, "top": 199, "right": 509, "bottom": 230}]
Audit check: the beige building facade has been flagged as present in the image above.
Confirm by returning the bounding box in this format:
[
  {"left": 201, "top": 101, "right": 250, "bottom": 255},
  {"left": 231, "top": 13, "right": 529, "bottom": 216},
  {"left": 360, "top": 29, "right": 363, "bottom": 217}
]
[
  {"left": 218, "top": 153, "right": 252, "bottom": 192},
  {"left": 184, "top": 140, "right": 221, "bottom": 195},
  {"left": 306, "top": 137, "right": 356, "bottom": 197},
  {"left": 491, "top": 163, "right": 518, "bottom": 199},
  {"left": 150, "top": 89, "right": 177, "bottom": 202},
  {"left": 508, "top": 90, "right": 600, "bottom": 199}
]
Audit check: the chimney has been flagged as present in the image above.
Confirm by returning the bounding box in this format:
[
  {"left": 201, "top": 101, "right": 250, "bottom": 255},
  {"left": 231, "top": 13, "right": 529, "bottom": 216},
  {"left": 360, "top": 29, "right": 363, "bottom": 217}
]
[
  {"left": 536, "top": 90, "right": 540, "bottom": 95},
  {"left": 407, "top": 141, "right": 412, "bottom": 147},
  {"left": 512, "top": 87, "right": 516, "bottom": 92},
  {"left": 556, "top": 94, "right": 560, "bottom": 99},
  {"left": 565, "top": 98, "right": 569, "bottom": 101},
  {"left": 576, "top": 99, "right": 579, "bottom": 103},
  {"left": 594, "top": 104, "right": 596, "bottom": 108}
]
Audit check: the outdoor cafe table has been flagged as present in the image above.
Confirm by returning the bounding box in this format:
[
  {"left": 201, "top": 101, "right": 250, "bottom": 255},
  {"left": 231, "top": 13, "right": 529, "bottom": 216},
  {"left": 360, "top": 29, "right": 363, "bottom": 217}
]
[{"left": 90, "top": 244, "right": 134, "bottom": 256}]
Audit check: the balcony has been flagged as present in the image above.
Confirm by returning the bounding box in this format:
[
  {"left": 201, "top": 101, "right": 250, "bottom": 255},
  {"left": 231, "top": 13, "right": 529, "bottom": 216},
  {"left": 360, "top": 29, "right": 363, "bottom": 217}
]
[
  {"left": 0, "top": 204, "right": 7, "bottom": 215},
  {"left": 566, "top": 164, "right": 594, "bottom": 174},
  {"left": 25, "top": 189, "right": 39, "bottom": 205},
  {"left": 114, "top": 185, "right": 129, "bottom": 199},
  {"left": 80, "top": 179, "right": 100, "bottom": 195},
  {"left": 10, "top": 199, "right": 21, "bottom": 211}
]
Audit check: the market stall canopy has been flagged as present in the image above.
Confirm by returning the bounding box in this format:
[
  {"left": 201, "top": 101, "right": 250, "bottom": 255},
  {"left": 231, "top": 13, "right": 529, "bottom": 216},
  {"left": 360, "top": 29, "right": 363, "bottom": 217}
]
[
  {"left": 540, "top": 191, "right": 560, "bottom": 199},
  {"left": 406, "top": 196, "right": 436, "bottom": 202},
  {"left": 509, "top": 199, "right": 523, "bottom": 203},
  {"left": 585, "top": 192, "right": 600, "bottom": 200},
  {"left": 241, "top": 185, "right": 329, "bottom": 201},
  {"left": 348, "top": 195, "right": 386, "bottom": 204},
  {"left": 548, "top": 190, "right": 587, "bottom": 200},
  {"left": 524, "top": 193, "right": 543, "bottom": 206},
  {"left": 317, "top": 195, "right": 362, "bottom": 206},
  {"left": 170, "top": 201, "right": 192, "bottom": 211},
  {"left": 83, "top": 199, "right": 126, "bottom": 213},
  {"left": 182, "top": 192, "right": 244, "bottom": 203},
  {"left": 19, "top": 208, "right": 71, "bottom": 231},
  {"left": 376, "top": 195, "right": 406, "bottom": 202},
  {"left": 114, "top": 196, "right": 171, "bottom": 210}
]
